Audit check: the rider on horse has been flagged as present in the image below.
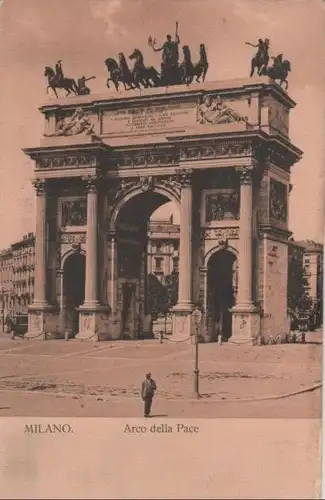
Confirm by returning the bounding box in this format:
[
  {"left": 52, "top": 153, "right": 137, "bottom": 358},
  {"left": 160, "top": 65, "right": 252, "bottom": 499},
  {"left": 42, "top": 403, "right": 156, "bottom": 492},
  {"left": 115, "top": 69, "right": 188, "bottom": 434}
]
[
  {"left": 246, "top": 38, "right": 269, "bottom": 61},
  {"left": 55, "top": 60, "right": 64, "bottom": 85}
]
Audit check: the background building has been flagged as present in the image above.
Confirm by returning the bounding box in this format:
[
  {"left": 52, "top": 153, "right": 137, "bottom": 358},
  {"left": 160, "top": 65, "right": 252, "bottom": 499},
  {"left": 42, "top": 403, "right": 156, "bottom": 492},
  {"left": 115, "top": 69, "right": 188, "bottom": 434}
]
[
  {"left": 147, "top": 215, "right": 179, "bottom": 280},
  {"left": 0, "top": 233, "right": 35, "bottom": 322},
  {"left": 0, "top": 224, "right": 322, "bottom": 331},
  {"left": 287, "top": 238, "right": 323, "bottom": 327}
]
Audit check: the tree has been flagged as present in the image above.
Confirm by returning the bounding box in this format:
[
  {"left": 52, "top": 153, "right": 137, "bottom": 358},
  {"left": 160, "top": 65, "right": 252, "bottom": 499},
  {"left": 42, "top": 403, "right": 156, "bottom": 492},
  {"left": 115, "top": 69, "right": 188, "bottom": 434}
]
[
  {"left": 146, "top": 270, "right": 179, "bottom": 320},
  {"left": 287, "top": 247, "right": 312, "bottom": 315},
  {"left": 164, "top": 269, "right": 179, "bottom": 309},
  {"left": 146, "top": 274, "right": 169, "bottom": 320}
]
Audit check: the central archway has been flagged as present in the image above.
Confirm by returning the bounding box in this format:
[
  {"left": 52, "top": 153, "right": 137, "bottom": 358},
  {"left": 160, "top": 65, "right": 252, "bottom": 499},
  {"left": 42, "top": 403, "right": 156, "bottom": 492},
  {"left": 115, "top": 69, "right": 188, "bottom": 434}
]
[
  {"left": 111, "top": 188, "right": 180, "bottom": 339},
  {"left": 206, "top": 249, "right": 237, "bottom": 341}
]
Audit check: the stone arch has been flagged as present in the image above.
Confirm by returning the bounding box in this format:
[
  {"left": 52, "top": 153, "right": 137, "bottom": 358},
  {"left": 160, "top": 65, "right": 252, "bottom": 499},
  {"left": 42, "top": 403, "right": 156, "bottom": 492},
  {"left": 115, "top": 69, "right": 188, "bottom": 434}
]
[
  {"left": 60, "top": 247, "right": 86, "bottom": 270},
  {"left": 109, "top": 184, "right": 180, "bottom": 231},
  {"left": 204, "top": 243, "right": 238, "bottom": 268}
]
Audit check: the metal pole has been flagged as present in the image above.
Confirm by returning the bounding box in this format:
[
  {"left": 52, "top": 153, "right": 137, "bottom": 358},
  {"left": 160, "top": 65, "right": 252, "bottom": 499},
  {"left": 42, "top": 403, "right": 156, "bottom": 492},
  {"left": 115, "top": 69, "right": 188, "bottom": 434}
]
[
  {"left": 59, "top": 271, "right": 66, "bottom": 340},
  {"left": 194, "top": 322, "right": 199, "bottom": 397},
  {"left": 1, "top": 291, "right": 4, "bottom": 333}
]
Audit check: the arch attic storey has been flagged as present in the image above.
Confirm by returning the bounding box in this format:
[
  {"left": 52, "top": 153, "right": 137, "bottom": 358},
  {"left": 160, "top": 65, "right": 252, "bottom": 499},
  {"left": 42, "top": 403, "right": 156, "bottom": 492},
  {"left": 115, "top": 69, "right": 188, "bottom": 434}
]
[{"left": 23, "top": 77, "right": 302, "bottom": 343}]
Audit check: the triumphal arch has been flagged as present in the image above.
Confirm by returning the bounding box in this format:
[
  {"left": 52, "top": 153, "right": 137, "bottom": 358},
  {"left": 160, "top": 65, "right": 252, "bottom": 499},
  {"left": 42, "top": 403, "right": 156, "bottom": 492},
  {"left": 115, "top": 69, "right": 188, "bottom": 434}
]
[{"left": 24, "top": 76, "right": 302, "bottom": 343}]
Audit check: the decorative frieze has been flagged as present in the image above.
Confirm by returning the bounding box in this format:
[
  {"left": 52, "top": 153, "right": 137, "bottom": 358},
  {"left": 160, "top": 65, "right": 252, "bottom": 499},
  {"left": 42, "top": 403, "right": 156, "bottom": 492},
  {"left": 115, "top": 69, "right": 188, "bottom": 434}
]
[
  {"left": 37, "top": 155, "right": 97, "bottom": 169},
  {"left": 113, "top": 149, "right": 179, "bottom": 168},
  {"left": 180, "top": 140, "right": 252, "bottom": 161}
]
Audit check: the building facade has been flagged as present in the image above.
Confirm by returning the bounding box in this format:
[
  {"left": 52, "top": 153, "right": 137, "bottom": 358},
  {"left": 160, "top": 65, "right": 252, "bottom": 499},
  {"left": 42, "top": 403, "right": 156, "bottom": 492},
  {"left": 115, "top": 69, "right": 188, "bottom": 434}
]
[
  {"left": 147, "top": 215, "right": 179, "bottom": 280},
  {"left": 21, "top": 77, "right": 305, "bottom": 342},
  {"left": 0, "top": 233, "right": 35, "bottom": 319}
]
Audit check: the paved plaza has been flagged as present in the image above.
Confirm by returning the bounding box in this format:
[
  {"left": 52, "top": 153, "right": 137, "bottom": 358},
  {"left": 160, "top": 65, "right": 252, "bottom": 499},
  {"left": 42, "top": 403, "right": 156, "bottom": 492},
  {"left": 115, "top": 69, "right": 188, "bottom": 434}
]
[{"left": 0, "top": 331, "right": 321, "bottom": 418}]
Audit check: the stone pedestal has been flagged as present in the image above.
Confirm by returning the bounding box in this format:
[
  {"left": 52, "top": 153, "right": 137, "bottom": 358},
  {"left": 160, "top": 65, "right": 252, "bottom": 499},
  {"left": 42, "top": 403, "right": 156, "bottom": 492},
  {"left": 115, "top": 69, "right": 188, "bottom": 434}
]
[
  {"left": 231, "top": 307, "right": 261, "bottom": 344},
  {"left": 77, "top": 306, "right": 111, "bottom": 341},
  {"left": 172, "top": 306, "right": 193, "bottom": 342},
  {"left": 26, "top": 305, "right": 58, "bottom": 339}
]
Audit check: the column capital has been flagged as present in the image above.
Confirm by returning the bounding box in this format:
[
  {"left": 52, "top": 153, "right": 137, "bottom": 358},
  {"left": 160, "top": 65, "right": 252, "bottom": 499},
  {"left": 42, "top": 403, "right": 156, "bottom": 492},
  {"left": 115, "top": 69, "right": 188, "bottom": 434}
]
[
  {"left": 32, "top": 178, "right": 47, "bottom": 195},
  {"left": 82, "top": 174, "right": 103, "bottom": 193},
  {"left": 237, "top": 166, "right": 254, "bottom": 185},
  {"left": 176, "top": 168, "right": 193, "bottom": 187}
]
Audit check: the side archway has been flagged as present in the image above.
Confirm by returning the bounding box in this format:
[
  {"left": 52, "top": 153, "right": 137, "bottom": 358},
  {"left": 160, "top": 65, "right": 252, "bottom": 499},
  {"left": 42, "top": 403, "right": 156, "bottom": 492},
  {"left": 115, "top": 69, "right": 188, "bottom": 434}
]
[
  {"left": 205, "top": 247, "right": 238, "bottom": 341},
  {"left": 62, "top": 251, "right": 86, "bottom": 335}
]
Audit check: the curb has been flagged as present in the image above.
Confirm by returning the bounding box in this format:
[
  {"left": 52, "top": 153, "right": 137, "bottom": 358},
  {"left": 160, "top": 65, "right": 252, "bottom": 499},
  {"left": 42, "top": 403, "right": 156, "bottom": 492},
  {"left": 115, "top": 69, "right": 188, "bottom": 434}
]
[{"left": 0, "top": 382, "right": 321, "bottom": 405}]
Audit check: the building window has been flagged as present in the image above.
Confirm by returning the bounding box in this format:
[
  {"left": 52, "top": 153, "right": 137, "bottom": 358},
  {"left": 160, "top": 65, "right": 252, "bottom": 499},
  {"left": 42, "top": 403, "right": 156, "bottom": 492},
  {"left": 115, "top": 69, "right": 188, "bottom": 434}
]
[{"left": 155, "top": 257, "right": 163, "bottom": 270}]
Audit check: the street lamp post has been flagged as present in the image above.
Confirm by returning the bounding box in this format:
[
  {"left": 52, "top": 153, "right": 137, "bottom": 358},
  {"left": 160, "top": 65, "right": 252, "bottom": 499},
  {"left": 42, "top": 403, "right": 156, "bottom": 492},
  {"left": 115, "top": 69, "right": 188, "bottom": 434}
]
[
  {"left": 58, "top": 270, "right": 66, "bottom": 340},
  {"left": 0, "top": 286, "right": 4, "bottom": 333},
  {"left": 192, "top": 305, "right": 202, "bottom": 399}
]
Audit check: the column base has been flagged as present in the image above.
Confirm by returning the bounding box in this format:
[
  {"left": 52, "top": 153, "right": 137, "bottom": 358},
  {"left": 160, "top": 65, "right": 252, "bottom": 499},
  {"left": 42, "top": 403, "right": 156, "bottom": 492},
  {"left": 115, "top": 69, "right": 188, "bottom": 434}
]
[
  {"left": 76, "top": 305, "right": 111, "bottom": 341},
  {"left": 230, "top": 305, "right": 261, "bottom": 345},
  {"left": 26, "top": 304, "right": 58, "bottom": 339},
  {"left": 172, "top": 303, "right": 193, "bottom": 343}
]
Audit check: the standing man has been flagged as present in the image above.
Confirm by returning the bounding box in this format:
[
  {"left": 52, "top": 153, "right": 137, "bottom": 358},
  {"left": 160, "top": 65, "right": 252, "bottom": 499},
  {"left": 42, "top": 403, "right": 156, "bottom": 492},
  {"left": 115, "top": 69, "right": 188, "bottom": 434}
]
[{"left": 141, "top": 372, "right": 157, "bottom": 417}]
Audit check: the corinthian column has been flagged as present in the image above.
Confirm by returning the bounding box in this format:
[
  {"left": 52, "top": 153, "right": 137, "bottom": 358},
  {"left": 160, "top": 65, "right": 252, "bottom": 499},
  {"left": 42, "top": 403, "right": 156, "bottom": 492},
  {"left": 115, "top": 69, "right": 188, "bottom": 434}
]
[
  {"left": 230, "top": 166, "right": 260, "bottom": 342},
  {"left": 83, "top": 176, "right": 100, "bottom": 307},
  {"left": 32, "top": 179, "right": 48, "bottom": 306},
  {"left": 235, "top": 167, "right": 255, "bottom": 308},
  {"left": 175, "top": 169, "right": 193, "bottom": 308}
]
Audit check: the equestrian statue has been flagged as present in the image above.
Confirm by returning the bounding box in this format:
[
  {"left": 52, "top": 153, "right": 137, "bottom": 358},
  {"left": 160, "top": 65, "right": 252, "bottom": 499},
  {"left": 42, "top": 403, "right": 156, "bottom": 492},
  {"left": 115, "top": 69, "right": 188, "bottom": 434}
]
[
  {"left": 246, "top": 38, "right": 291, "bottom": 89},
  {"left": 104, "top": 21, "right": 209, "bottom": 91},
  {"left": 45, "top": 60, "right": 96, "bottom": 97}
]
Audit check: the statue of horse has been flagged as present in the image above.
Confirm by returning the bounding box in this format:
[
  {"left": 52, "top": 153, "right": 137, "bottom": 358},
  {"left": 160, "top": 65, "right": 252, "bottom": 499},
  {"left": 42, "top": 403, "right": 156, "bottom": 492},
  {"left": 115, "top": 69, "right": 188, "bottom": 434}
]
[
  {"left": 117, "top": 52, "right": 138, "bottom": 90},
  {"left": 105, "top": 55, "right": 137, "bottom": 91},
  {"left": 105, "top": 58, "right": 122, "bottom": 91},
  {"left": 262, "top": 57, "right": 291, "bottom": 90},
  {"left": 180, "top": 44, "right": 209, "bottom": 84},
  {"left": 129, "top": 48, "right": 161, "bottom": 88},
  {"left": 44, "top": 66, "right": 78, "bottom": 98}
]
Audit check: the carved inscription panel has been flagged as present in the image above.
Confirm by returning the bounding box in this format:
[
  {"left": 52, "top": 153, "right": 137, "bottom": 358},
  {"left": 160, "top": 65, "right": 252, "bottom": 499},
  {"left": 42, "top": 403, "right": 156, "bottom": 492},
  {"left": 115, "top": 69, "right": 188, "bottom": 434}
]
[{"left": 102, "top": 101, "right": 197, "bottom": 135}]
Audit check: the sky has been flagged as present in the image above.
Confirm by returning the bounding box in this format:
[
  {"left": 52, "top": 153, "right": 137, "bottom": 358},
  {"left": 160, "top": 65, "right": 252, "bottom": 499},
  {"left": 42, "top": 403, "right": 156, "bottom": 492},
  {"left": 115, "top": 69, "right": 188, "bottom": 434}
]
[{"left": 0, "top": 0, "right": 324, "bottom": 247}]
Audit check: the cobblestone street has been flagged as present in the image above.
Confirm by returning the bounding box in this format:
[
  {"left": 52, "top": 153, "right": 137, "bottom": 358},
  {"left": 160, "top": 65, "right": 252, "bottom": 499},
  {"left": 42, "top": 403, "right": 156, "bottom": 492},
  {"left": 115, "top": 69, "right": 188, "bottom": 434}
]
[{"left": 0, "top": 331, "right": 321, "bottom": 418}]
